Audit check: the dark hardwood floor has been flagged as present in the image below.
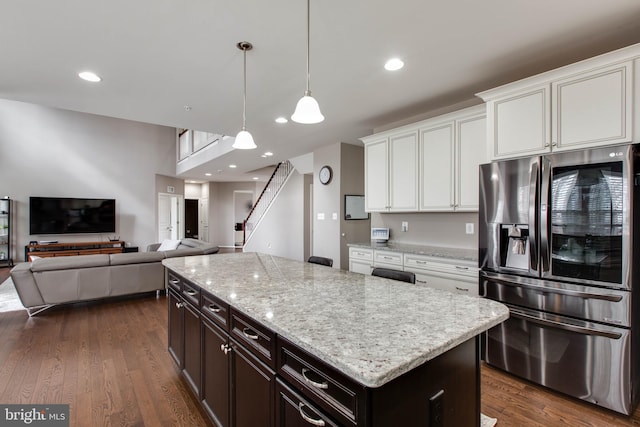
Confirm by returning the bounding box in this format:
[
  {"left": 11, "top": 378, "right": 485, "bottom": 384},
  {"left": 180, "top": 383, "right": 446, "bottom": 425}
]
[{"left": 1, "top": 285, "right": 640, "bottom": 426}]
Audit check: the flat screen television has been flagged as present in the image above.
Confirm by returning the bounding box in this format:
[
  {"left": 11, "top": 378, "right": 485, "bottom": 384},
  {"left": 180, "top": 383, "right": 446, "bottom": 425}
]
[{"left": 29, "top": 197, "right": 116, "bottom": 235}]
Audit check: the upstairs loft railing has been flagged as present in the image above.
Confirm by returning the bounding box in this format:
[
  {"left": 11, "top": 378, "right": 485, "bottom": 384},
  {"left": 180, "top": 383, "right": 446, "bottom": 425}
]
[{"left": 243, "top": 160, "right": 294, "bottom": 245}]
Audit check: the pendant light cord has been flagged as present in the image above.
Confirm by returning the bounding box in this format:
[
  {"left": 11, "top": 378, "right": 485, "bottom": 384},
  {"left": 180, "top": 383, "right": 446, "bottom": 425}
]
[
  {"left": 242, "top": 47, "right": 247, "bottom": 130},
  {"left": 305, "top": 0, "right": 311, "bottom": 96}
]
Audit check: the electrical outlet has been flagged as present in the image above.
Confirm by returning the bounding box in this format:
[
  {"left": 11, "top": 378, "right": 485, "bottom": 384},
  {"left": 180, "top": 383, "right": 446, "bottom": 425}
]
[
  {"left": 465, "top": 223, "right": 474, "bottom": 234},
  {"left": 402, "top": 221, "right": 408, "bottom": 232}
]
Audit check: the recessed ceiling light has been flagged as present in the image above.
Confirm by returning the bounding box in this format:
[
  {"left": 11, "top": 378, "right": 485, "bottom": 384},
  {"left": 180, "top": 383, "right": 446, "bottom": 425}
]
[
  {"left": 205, "top": 173, "right": 212, "bottom": 176},
  {"left": 78, "top": 71, "right": 102, "bottom": 82},
  {"left": 264, "top": 151, "right": 273, "bottom": 156},
  {"left": 275, "top": 117, "right": 288, "bottom": 124},
  {"left": 229, "top": 164, "right": 237, "bottom": 168},
  {"left": 261, "top": 155, "right": 267, "bottom": 158},
  {"left": 252, "top": 177, "right": 259, "bottom": 180},
  {"left": 384, "top": 58, "right": 404, "bottom": 71}
]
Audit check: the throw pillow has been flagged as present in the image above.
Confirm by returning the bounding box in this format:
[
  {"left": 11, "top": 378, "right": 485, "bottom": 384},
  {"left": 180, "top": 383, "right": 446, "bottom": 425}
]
[
  {"left": 158, "top": 239, "right": 181, "bottom": 251},
  {"left": 29, "top": 255, "right": 41, "bottom": 262}
]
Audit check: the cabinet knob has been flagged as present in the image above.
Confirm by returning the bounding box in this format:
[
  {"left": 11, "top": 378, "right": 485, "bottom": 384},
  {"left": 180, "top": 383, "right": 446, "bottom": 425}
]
[
  {"left": 552, "top": 141, "right": 557, "bottom": 147},
  {"left": 544, "top": 142, "right": 550, "bottom": 147},
  {"left": 175, "top": 302, "right": 183, "bottom": 309},
  {"left": 220, "top": 343, "right": 232, "bottom": 355}
]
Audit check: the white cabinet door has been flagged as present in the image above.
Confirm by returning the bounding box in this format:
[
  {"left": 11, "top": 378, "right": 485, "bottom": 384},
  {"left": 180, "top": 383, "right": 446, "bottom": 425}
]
[
  {"left": 349, "top": 259, "right": 372, "bottom": 275},
  {"left": 389, "top": 131, "right": 419, "bottom": 211},
  {"left": 364, "top": 138, "right": 388, "bottom": 212},
  {"left": 456, "top": 114, "right": 487, "bottom": 211},
  {"left": 419, "top": 122, "right": 455, "bottom": 211},
  {"left": 488, "top": 84, "right": 551, "bottom": 159},
  {"left": 552, "top": 61, "right": 633, "bottom": 151}
]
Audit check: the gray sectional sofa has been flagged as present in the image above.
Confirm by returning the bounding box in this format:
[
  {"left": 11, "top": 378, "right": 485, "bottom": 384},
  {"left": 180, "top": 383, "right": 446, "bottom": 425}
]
[{"left": 10, "top": 238, "right": 219, "bottom": 316}]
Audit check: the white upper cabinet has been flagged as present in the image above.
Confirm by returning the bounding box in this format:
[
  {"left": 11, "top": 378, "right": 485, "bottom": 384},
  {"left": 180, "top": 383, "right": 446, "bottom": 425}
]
[
  {"left": 456, "top": 114, "right": 488, "bottom": 211},
  {"left": 363, "top": 131, "right": 418, "bottom": 212},
  {"left": 552, "top": 62, "right": 632, "bottom": 151},
  {"left": 420, "top": 122, "right": 455, "bottom": 211},
  {"left": 487, "top": 84, "right": 551, "bottom": 159},
  {"left": 389, "top": 131, "right": 419, "bottom": 211},
  {"left": 478, "top": 44, "right": 640, "bottom": 160},
  {"left": 362, "top": 105, "right": 485, "bottom": 213},
  {"left": 419, "top": 107, "right": 487, "bottom": 212},
  {"left": 364, "top": 138, "right": 388, "bottom": 211}
]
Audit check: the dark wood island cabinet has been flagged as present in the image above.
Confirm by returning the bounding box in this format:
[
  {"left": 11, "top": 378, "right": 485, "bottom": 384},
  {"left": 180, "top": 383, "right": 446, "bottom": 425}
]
[{"left": 164, "top": 253, "right": 508, "bottom": 427}]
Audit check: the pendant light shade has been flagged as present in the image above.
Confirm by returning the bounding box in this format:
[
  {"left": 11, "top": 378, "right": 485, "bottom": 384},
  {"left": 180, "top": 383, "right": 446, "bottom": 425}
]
[
  {"left": 233, "top": 130, "right": 256, "bottom": 150},
  {"left": 233, "top": 41, "right": 257, "bottom": 150},
  {"left": 291, "top": 0, "right": 324, "bottom": 124}
]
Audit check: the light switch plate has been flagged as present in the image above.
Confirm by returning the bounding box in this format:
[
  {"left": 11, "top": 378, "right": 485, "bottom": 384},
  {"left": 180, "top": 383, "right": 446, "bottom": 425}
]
[
  {"left": 332, "top": 212, "right": 338, "bottom": 220},
  {"left": 317, "top": 213, "right": 325, "bottom": 220},
  {"left": 402, "top": 221, "right": 408, "bottom": 232},
  {"left": 465, "top": 223, "right": 474, "bottom": 234}
]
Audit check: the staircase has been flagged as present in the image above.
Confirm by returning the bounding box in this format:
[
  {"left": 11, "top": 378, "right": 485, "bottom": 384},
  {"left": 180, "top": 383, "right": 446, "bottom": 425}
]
[{"left": 243, "top": 160, "right": 294, "bottom": 245}]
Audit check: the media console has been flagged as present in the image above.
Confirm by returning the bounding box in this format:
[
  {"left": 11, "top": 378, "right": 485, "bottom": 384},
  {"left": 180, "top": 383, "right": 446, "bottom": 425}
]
[{"left": 24, "top": 240, "right": 125, "bottom": 261}]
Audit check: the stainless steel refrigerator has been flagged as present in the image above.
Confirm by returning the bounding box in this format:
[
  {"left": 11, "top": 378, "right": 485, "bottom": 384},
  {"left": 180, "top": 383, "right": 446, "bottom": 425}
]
[{"left": 479, "top": 143, "right": 640, "bottom": 414}]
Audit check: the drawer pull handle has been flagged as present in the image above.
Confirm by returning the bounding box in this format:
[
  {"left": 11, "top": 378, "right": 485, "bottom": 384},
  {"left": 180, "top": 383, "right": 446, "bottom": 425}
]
[
  {"left": 416, "top": 260, "right": 426, "bottom": 264},
  {"left": 185, "top": 290, "right": 197, "bottom": 296},
  {"left": 416, "top": 279, "right": 427, "bottom": 284},
  {"left": 298, "top": 403, "right": 325, "bottom": 426},
  {"left": 208, "top": 304, "right": 221, "bottom": 313},
  {"left": 382, "top": 256, "right": 393, "bottom": 260},
  {"left": 301, "top": 368, "right": 328, "bottom": 389},
  {"left": 455, "top": 266, "right": 469, "bottom": 270},
  {"left": 455, "top": 287, "right": 469, "bottom": 292},
  {"left": 169, "top": 279, "right": 180, "bottom": 285},
  {"left": 242, "top": 328, "right": 259, "bottom": 340}
]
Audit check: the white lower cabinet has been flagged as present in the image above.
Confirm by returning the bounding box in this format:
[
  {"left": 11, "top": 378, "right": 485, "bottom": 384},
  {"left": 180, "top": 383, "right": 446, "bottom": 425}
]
[
  {"left": 348, "top": 247, "right": 373, "bottom": 275},
  {"left": 348, "top": 247, "right": 478, "bottom": 295},
  {"left": 404, "top": 253, "right": 478, "bottom": 295}
]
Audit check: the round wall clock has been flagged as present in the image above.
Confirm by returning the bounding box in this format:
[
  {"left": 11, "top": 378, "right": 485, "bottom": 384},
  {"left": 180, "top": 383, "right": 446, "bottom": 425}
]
[{"left": 319, "top": 165, "right": 333, "bottom": 185}]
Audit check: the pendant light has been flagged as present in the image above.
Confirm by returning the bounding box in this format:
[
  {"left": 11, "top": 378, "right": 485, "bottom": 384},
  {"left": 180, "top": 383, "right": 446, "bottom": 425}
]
[
  {"left": 233, "top": 41, "right": 257, "bottom": 150},
  {"left": 291, "top": 0, "right": 324, "bottom": 124}
]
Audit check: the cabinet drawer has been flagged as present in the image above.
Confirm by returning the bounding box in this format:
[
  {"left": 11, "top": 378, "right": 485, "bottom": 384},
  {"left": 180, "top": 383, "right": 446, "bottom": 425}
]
[
  {"left": 181, "top": 280, "right": 200, "bottom": 307},
  {"left": 230, "top": 309, "right": 276, "bottom": 369},
  {"left": 348, "top": 247, "right": 373, "bottom": 261},
  {"left": 167, "top": 272, "right": 182, "bottom": 292},
  {"left": 373, "top": 250, "right": 402, "bottom": 267},
  {"left": 278, "top": 337, "right": 363, "bottom": 426},
  {"left": 276, "top": 379, "right": 343, "bottom": 427},
  {"left": 201, "top": 290, "right": 229, "bottom": 331}
]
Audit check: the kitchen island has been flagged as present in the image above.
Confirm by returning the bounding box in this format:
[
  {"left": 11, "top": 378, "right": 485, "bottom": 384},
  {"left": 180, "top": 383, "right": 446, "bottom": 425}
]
[{"left": 163, "top": 252, "right": 508, "bottom": 427}]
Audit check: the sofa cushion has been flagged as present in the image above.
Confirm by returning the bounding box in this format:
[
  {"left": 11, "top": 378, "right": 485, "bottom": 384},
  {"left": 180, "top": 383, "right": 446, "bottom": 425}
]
[
  {"left": 158, "top": 239, "right": 181, "bottom": 251},
  {"left": 30, "top": 254, "right": 110, "bottom": 272},
  {"left": 110, "top": 251, "right": 166, "bottom": 266}
]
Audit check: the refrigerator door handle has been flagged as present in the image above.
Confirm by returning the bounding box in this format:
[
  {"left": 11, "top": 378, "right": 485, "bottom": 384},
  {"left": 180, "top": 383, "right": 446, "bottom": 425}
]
[
  {"left": 485, "top": 274, "right": 624, "bottom": 302},
  {"left": 528, "top": 161, "right": 539, "bottom": 273},
  {"left": 510, "top": 308, "right": 623, "bottom": 340},
  {"left": 539, "top": 157, "right": 551, "bottom": 274}
]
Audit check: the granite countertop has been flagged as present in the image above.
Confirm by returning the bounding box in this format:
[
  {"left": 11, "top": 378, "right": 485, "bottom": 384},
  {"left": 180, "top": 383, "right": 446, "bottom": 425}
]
[
  {"left": 163, "top": 252, "right": 508, "bottom": 388},
  {"left": 348, "top": 242, "right": 478, "bottom": 262}
]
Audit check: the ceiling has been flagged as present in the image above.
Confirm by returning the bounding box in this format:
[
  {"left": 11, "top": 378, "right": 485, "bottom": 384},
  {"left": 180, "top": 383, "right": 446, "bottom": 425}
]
[{"left": 2, "top": 1, "right": 640, "bottom": 181}]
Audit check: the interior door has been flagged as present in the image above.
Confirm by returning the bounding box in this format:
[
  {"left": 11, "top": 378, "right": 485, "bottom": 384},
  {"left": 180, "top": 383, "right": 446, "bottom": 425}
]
[{"left": 158, "top": 193, "right": 184, "bottom": 242}]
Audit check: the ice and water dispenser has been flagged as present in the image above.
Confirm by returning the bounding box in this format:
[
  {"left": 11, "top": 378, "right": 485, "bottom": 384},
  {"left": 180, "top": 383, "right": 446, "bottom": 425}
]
[{"left": 500, "top": 224, "right": 529, "bottom": 270}]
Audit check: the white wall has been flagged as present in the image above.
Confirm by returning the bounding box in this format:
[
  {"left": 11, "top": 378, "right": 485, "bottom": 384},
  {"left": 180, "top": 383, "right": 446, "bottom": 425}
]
[
  {"left": 243, "top": 171, "right": 306, "bottom": 260},
  {"left": 371, "top": 212, "right": 478, "bottom": 250},
  {"left": 208, "top": 181, "right": 265, "bottom": 247},
  {"left": 313, "top": 144, "right": 342, "bottom": 267},
  {"left": 0, "top": 99, "right": 176, "bottom": 260}
]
